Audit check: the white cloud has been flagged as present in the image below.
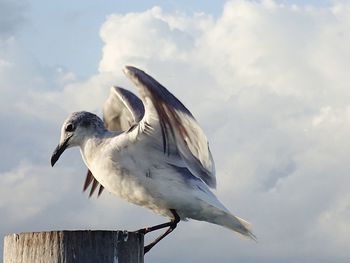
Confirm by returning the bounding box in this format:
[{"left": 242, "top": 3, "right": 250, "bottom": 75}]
[
  {"left": 1, "top": 1, "right": 350, "bottom": 262},
  {"left": 99, "top": 6, "right": 212, "bottom": 73}
]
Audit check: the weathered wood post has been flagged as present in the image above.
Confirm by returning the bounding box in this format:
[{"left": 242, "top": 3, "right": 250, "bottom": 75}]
[{"left": 3, "top": 230, "right": 144, "bottom": 263}]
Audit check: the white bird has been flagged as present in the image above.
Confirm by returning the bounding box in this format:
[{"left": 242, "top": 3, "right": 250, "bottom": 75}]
[{"left": 51, "top": 66, "right": 255, "bottom": 253}]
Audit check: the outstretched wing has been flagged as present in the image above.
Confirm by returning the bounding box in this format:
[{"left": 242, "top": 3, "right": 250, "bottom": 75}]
[
  {"left": 103, "top": 86, "right": 144, "bottom": 131},
  {"left": 83, "top": 86, "right": 145, "bottom": 197},
  {"left": 124, "top": 66, "right": 216, "bottom": 188}
]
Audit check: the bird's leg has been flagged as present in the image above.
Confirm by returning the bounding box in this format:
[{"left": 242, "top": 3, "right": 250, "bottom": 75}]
[
  {"left": 137, "top": 209, "right": 180, "bottom": 235},
  {"left": 137, "top": 209, "right": 180, "bottom": 254},
  {"left": 143, "top": 224, "right": 175, "bottom": 254}
]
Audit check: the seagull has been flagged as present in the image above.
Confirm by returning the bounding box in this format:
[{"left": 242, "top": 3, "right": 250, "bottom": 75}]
[{"left": 51, "top": 66, "right": 255, "bottom": 253}]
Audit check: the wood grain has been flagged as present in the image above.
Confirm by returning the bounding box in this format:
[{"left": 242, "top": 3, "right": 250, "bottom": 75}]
[{"left": 3, "top": 230, "right": 144, "bottom": 263}]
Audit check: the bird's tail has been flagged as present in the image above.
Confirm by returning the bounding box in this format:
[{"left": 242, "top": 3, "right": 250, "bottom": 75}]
[
  {"left": 202, "top": 206, "right": 256, "bottom": 241},
  {"left": 215, "top": 211, "right": 256, "bottom": 240},
  {"left": 189, "top": 184, "right": 256, "bottom": 240}
]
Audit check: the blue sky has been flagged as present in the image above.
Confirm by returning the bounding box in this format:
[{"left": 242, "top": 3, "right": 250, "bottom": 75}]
[
  {"left": 1, "top": 0, "right": 349, "bottom": 262},
  {"left": 19, "top": 0, "right": 331, "bottom": 77},
  {"left": 19, "top": 0, "right": 227, "bottom": 78}
]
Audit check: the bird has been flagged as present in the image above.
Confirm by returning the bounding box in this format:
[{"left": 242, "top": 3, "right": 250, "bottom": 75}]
[{"left": 51, "top": 66, "right": 255, "bottom": 253}]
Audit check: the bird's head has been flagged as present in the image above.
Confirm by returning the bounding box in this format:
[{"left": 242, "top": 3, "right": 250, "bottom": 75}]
[{"left": 50, "top": 111, "right": 105, "bottom": 167}]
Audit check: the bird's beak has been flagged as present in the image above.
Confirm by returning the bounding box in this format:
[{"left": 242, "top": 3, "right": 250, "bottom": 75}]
[{"left": 51, "top": 135, "right": 71, "bottom": 167}]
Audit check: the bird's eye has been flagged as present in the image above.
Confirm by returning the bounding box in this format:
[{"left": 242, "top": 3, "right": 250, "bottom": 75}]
[{"left": 65, "top": 123, "right": 75, "bottom": 132}]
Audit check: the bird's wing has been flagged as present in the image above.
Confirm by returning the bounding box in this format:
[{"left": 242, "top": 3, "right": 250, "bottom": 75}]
[
  {"left": 83, "top": 170, "right": 104, "bottom": 197},
  {"left": 124, "top": 66, "right": 216, "bottom": 188},
  {"left": 103, "top": 86, "right": 144, "bottom": 131},
  {"left": 83, "top": 86, "right": 145, "bottom": 197}
]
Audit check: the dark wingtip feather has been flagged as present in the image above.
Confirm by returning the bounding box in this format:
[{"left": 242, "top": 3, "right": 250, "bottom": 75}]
[
  {"left": 97, "top": 185, "right": 104, "bottom": 197},
  {"left": 89, "top": 179, "right": 99, "bottom": 197},
  {"left": 83, "top": 170, "right": 94, "bottom": 192},
  {"left": 83, "top": 170, "right": 104, "bottom": 198}
]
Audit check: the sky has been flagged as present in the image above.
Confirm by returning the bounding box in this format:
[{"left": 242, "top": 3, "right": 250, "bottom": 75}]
[{"left": 0, "top": 0, "right": 349, "bottom": 262}]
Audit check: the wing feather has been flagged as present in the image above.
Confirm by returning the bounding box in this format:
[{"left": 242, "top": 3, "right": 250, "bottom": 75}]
[
  {"left": 103, "top": 86, "right": 144, "bottom": 131},
  {"left": 124, "top": 66, "right": 216, "bottom": 188}
]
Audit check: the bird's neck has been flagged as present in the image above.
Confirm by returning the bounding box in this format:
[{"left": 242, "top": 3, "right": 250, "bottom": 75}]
[{"left": 79, "top": 130, "right": 120, "bottom": 167}]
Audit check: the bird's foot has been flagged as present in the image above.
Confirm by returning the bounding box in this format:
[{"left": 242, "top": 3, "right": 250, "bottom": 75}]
[{"left": 135, "top": 209, "right": 180, "bottom": 254}]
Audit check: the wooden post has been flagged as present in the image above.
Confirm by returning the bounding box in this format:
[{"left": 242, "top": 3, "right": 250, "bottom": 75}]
[{"left": 3, "top": 230, "right": 144, "bottom": 263}]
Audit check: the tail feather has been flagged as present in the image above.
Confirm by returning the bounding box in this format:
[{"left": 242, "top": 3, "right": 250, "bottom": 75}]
[
  {"left": 188, "top": 182, "right": 256, "bottom": 240},
  {"left": 204, "top": 208, "right": 256, "bottom": 241},
  {"left": 218, "top": 212, "right": 256, "bottom": 241}
]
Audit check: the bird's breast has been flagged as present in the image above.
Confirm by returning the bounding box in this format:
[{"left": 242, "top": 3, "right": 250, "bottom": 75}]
[
  {"left": 84, "top": 145, "right": 169, "bottom": 212},
  {"left": 80, "top": 137, "right": 179, "bottom": 217}
]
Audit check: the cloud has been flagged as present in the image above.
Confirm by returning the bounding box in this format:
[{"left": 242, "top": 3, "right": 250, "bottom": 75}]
[
  {"left": 0, "top": 0, "right": 27, "bottom": 37},
  {"left": 98, "top": 6, "right": 213, "bottom": 72},
  {"left": 1, "top": 1, "right": 350, "bottom": 262}
]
